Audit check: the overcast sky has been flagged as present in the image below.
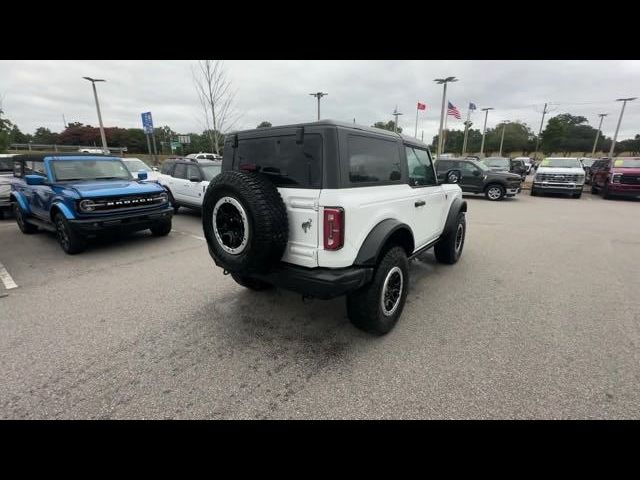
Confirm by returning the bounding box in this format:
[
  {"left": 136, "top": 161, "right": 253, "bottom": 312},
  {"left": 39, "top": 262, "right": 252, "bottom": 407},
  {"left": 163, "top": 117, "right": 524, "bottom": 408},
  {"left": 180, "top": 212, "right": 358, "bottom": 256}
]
[{"left": 1, "top": 60, "right": 639, "bottom": 142}]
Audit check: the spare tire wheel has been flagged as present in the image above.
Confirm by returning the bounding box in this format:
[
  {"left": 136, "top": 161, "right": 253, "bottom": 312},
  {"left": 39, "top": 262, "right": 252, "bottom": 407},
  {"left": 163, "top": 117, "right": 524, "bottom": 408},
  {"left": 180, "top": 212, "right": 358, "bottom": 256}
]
[{"left": 202, "top": 171, "right": 288, "bottom": 274}]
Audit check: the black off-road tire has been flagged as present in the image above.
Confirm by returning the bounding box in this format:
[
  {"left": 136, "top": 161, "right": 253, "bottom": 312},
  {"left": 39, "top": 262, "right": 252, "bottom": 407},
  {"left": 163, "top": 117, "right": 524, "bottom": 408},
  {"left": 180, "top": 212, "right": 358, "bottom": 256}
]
[
  {"left": 202, "top": 171, "right": 288, "bottom": 275},
  {"left": 434, "top": 212, "right": 466, "bottom": 264},
  {"left": 13, "top": 203, "right": 38, "bottom": 234},
  {"left": 231, "top": 273, "right": 273, "bottom": 291},
  {"left": 150, "top": 218, "right": 172, "bottom": 236},
  {"left": 485, "top": 183, "right": 505, "bottom": 201},
  {"left": 590, "top": 183, "right": 598, "bottom": 194},
  {"left": 572, "top": 191, "right": 582, "bottom": 199},
  {"left": 347, "top": 246, "right": 409, "bottom": 336},
  {"left": 602, "top": 183, "right": 612, "bottom": 199},
  {"left": 54, "top": 213, "right": 86, "bottom": 254},
  {"left": 167, "top": 190, "right": 180, "bottom": 214}
]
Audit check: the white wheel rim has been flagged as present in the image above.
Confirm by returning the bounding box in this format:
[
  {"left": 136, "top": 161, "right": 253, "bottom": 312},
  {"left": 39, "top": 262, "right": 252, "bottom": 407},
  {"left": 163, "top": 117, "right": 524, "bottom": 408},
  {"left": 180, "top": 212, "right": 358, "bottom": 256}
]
[
  {"left": 212, "top": 196, "right": 250, "bottom": 255},
  {"left": 488, "top": 187, "right": 501, "bottom": 199},
  {"left": 380, "top": 266, "right": 404, "bottom": 317}
]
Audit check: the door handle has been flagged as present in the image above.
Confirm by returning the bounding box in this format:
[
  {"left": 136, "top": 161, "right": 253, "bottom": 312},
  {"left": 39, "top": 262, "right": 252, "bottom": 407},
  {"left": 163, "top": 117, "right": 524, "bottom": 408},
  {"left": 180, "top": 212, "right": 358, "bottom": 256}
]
[{"left": 414, "top": 200, "right": 426, "bottom": 207}]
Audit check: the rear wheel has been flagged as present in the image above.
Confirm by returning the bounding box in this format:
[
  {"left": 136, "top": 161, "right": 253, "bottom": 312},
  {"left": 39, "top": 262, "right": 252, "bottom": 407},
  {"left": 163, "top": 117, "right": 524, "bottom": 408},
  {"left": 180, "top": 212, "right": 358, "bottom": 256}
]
[
  {"left": 13, "top": 203, "right": 37, "bottom": 234},
  {"left": 54, "top": 213, "right": 86, "bottom": 254},
  {"left": 485, "top": 184, "right": 505, "bottom": 201},
  {"left": 347, "top": 246, "right": 409, "bottom": 336},
  {"left": 231, "top": 273, "right": 273, "bottom": 291}
]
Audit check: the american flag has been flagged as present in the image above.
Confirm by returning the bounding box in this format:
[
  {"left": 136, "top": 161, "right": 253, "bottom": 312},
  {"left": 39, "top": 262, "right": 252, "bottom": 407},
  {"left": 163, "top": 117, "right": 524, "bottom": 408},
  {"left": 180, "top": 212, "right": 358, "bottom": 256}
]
[{"left": 447, "top": 101, "right": 461, "bottom": 119}]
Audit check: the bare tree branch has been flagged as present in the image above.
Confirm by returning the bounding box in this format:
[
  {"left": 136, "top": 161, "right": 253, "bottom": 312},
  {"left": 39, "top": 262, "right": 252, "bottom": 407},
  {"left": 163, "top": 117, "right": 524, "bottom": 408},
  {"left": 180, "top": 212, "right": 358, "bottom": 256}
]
[{"left": 192, "top": 60, "right": 239, "bottom": 155}]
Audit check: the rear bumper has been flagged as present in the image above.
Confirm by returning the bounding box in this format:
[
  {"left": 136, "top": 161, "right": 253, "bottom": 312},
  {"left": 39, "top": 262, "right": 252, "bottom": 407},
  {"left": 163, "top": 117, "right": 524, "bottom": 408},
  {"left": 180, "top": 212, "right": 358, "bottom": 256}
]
[
  {"left": 248, "top": 263, "right": 374, "bottom": 300},
  {"left": 68, "top": 207, "right": 173, "bottom": 234},
  {"left": 533, "top": 183, "right": 583, "bottom": 194}
]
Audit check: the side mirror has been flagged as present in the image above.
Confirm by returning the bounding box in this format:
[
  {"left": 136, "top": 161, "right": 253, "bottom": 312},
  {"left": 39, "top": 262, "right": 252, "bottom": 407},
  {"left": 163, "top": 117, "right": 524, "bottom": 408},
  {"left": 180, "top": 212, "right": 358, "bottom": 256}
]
[
  {"left": 445, "top": 169, "right": 461, "bottom": 184},
  {"left": 137, "top": 170, "right": 148, "bottom": 180},
  {"left": 189, "top": 176, "right": 201, "bottom": 182},
  {"left": 472, "top": 170, "right": 481, "bottom": 176},
  {"left": 25, "top": 174, "right": 46, "bottom": 186}
]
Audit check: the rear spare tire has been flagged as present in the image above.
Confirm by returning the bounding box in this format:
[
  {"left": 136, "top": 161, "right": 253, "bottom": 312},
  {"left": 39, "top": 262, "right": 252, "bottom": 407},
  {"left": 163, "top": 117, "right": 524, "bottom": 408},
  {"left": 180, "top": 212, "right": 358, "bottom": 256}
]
[{"left": 202, "top": 171, "right": 288, "bottom": 274}]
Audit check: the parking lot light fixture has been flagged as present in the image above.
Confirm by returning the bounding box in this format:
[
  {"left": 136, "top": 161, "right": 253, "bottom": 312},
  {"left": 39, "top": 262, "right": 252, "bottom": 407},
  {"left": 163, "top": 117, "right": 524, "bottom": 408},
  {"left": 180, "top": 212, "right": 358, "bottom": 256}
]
[
  {"left": 83, "top": 77, "right": 108, "bottom": 153},
  {"left": 499, "top": 121, "right": 510, "bottom": 157},
  {"left": 608, "top": 98, "right": 636, "bottom": 159},
  {"left": 434, "top": 77, "right": 458, "bottom": 157},
  {"left": 309, "top": 92, "right": 328, "bottom": 121},
  {"left": 479, "top": 107, "right": 494, "bottom": 157}
]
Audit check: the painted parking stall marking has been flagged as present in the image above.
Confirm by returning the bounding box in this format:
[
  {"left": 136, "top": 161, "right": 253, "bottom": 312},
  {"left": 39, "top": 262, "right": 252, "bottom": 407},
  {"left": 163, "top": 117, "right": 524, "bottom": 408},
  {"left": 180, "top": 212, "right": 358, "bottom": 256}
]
[{"left": 0, "top": 262, "right": 18, "bottom": 289}]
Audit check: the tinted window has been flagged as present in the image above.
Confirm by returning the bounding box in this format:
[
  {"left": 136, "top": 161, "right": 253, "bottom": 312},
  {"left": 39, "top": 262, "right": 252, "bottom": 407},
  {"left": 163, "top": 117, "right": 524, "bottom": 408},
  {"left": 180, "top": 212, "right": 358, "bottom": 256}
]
[
  {"left": 187, "top": 164, "right": 201, "bottom": 180},
  {"left": 173, "top": 163, "right": 188, "bottom": 179},
  {"left": 235, "top": 134, "right": 323, "bottom": 188},
  {"left": 405, "top": 147, "right": 436, "bottom": 187},
  {"left": 201, "top": 164, "right": 221, "bottom": 181},
  {"left": 0, "top": 158, "right": 13, "bottom": 172},
  {"left": 348, "top": 135, "right": 401, "bottom": 184},
  {"left": 460, "top": 161, "right": 480, "bottom": 175},
  {"left": 435, "top": 160, "right": 453, "bottom": 172},
  {"left": 160, "top": 160, "right": 175, "bottom": 174}
]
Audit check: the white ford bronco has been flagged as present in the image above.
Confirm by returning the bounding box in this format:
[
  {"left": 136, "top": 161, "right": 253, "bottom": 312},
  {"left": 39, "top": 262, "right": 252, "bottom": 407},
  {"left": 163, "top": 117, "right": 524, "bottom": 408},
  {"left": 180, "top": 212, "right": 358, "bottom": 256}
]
[{"left": 202, "top": 120, "right": 467, "bottom": 335}]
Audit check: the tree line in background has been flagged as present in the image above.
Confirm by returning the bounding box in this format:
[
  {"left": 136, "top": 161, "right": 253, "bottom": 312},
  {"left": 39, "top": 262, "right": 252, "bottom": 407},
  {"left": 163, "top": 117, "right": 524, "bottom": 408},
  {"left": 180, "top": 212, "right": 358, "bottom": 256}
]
[{"left": 373, "top": 114, "right": 640, "bottom": 156}]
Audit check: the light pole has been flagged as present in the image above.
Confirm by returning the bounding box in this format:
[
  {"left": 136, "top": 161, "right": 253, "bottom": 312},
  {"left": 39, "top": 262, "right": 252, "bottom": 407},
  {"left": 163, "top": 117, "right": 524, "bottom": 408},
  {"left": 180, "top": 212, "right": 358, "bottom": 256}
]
[
  {"left": 499, "top": 121, "right": 509, "bottom": 157},
  {"left": 591, "top": 113, "right": 608, "bottom": 157},
  {"left": 392, "top": 106, "right": 403, "bottom": 133},
  {"left": 608, "top": 98, "right": 636, "bottom": 159},
  {"left": 434, "top": 77, "right": 458, "bottom": 158},
  {"left": 532, "top": 102, "right": 549, "bottom": 163},
  {"left": 309, "top": 92, "right": 328, "bottom": 121},
  {"left": 82, "top": 77, "right": 108, "bottom": 152},
  {"left": 479, "top": 107, "right": 494, "bottom": 157}
]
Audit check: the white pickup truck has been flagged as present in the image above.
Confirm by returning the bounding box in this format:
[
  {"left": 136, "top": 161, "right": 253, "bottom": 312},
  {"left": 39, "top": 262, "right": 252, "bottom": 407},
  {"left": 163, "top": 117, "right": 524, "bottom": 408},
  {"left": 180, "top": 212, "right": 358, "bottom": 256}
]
[{"left": 157, "top": 158, "right": 222, "bottom": 212}]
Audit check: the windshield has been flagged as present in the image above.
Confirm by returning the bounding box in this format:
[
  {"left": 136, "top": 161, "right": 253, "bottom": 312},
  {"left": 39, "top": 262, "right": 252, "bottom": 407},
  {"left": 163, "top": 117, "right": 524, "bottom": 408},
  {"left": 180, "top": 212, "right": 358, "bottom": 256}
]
[
  {"left": 483, "top": 158, "right": 509, "bottom": 168},
  {"left": 540, "top": 158, "right": 582, "bottom": 168},
  {"left": 201, "top": 164, "right": 221, "bottom": 181},
  {"left": 123, "top": 159, "right": 152, "bottom": 173},
  {"left": 51, "top": 159, "right": 132, "bottom": 181},
  {"left": 613, "top": 158, "right": 640, "bottom": 168},
  {"left": 0, "top": 158, "right": 13, "bottom": 172}
]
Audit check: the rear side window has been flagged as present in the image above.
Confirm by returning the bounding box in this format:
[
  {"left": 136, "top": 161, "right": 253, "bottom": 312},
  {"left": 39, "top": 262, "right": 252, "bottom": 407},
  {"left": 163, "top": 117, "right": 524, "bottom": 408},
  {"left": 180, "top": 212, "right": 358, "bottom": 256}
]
[
  {"left": 235, "top": 134, "right": 323, "bottom": 188},
  {"left": 348, "top": 135, "right": 401, "bottom": 184},
  {"left": 173, "top": 163, "right": 187, "bottom": 179},
  {"left": 435, "top": 160, "right": 453, "bottom": 172},
  {"left": 25, "top": 161, "right": 46, "bottom": 176}
]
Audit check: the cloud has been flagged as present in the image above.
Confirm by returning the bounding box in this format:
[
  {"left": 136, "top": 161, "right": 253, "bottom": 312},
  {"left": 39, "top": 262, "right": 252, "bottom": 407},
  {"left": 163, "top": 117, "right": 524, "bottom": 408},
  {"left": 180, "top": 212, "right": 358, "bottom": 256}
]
[{"left": 1, "top": 60, "right": 638, "bottom": 142}]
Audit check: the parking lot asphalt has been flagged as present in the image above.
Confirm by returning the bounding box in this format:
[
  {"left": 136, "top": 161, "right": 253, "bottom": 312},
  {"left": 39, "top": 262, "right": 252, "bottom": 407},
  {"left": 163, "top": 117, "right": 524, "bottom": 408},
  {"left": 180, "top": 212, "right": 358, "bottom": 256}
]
[{"left": 1, "top": 192, "right": 639, "bottom": 419}]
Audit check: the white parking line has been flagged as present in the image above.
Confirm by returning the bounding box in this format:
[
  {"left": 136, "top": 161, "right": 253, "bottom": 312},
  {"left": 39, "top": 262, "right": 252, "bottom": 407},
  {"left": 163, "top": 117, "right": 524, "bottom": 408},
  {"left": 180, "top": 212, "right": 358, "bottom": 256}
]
[{"left": 0, "top": 262, "right": 18, "bottom": 290}]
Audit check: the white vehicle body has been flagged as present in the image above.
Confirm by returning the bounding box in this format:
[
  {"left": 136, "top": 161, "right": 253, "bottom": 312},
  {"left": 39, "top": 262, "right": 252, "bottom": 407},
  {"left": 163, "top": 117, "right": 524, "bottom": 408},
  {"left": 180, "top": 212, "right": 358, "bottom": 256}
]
[
  {"left": 513, "top": 156, "right": 533, "bottom": 173},
  {"left": 78, "top": 148, "right": 110, "bottom": 154},
  {"left": 0, "top": 155, "right": 16, "bottom": 212},
  {"left": 533, "top": 157, "right": 585, "bottom": 193},
  {"left": 157, "top": 159, "right": 221, "bottom": 210},
  {"left": 186, "top": 152, "right": 222, "bottom": 161},
  {"left": 121, "top": 158, "right": 160, "bottom": 182}
]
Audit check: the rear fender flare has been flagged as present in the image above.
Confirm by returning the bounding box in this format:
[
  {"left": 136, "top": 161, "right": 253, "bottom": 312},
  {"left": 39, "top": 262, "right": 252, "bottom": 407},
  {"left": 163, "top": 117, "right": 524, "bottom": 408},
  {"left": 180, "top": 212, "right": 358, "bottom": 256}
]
[{"left": 354, "top": 219, "right": 415, "bottom": 267}]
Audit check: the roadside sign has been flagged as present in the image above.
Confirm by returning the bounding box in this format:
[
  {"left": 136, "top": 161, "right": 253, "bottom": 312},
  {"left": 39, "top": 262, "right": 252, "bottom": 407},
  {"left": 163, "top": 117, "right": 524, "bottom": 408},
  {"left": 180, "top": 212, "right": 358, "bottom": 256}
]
[
  {"left": 141, "top": 112, "right": 154, "bottom": 134},
  {"left": 178, "top": 135, "right": 191, "bottom": 144},
  {"left": 171, "top": 141, "right": 181, "bottom": 149}
]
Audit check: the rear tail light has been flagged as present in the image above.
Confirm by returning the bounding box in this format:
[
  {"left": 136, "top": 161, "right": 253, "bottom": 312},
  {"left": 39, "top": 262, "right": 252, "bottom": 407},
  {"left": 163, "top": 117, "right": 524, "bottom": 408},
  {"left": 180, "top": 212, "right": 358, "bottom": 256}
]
[{"left": 323, "top": 207, "right": 344, "bottom": 250}]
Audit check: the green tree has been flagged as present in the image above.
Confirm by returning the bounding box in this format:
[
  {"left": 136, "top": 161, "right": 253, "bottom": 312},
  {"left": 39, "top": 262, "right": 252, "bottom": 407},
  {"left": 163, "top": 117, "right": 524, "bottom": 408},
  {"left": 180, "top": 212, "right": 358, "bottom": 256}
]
[
  {"left": 0, "top": 108, "right": 13, "bottom": 152},
  {"left": 257, "top": 121, "right": 272, "bottom": 128},
  {"left": 32, "top": 127, "right": 59, "bottom": 144},
  {"left": 540, "top": 113, "right": 611, "bottom": 154},
  {"left": 9, "top": 124, "right": 28, "bottom": 144},
  {"left": 372, "top": 120, "right": 402, "bottom": 133}
]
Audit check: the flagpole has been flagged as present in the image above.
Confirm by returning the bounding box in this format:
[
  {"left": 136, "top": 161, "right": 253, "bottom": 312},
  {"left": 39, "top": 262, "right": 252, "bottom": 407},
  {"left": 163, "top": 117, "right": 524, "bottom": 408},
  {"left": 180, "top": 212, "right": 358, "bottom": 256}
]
[
  {"left": 443, "top": 109, "right": 449, "bottom": 152},
  {"left": 414, "top": 104, "right": 419, "bottom": 138},
  {"left": 462, "top": 105, "right": 471, "bottom": 156}
]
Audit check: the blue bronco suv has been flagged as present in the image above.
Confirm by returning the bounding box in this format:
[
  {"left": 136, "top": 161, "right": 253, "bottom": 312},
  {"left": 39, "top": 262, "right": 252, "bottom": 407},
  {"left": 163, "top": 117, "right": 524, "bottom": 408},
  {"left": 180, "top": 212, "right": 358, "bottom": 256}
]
[{"left": 10, "top": 153, "right": 173, "bottom": 254}]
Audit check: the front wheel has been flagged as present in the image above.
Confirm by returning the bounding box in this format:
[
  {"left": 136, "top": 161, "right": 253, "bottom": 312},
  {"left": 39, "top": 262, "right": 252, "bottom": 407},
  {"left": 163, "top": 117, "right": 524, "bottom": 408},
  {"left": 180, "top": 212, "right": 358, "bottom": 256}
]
[
  {"left": 590, "top": 184, "right": 598, "bottom": 194},
  {"left": 531, "top": 188, "right": 539, "bottom": 196},
  {"left": 485, "top": 184, "right": 505, "bottom": 201},
  {"left": 573, "top": 191, "right": 582, "bottom": 199},
  {"left": 602, "top": 183, "right": 612, "bottom": 199},
  {"left": 54, "top": 214, "right": 86, "bottom": 254},
  {"left": 166, "top": 190, "right": 180, "bottom": 214},
  {"left": 150, "top": 218, "right": 172, "bottom": 236},
  {"left": 347, "top": 246, "right": 409, "bottom": 336},
  {"left": 434, "top": 212, "right": 466, "bottom": 264}
]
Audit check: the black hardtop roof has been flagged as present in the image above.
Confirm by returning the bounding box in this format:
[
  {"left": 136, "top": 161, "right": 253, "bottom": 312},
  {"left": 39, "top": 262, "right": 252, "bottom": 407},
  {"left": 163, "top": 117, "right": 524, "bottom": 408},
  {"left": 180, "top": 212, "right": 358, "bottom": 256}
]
[
  {"left": 231, "top": 119, "right": 432, "bottom": 150},
  {"left": 12, "top": 153, "right": 119, "bottom": 161}
]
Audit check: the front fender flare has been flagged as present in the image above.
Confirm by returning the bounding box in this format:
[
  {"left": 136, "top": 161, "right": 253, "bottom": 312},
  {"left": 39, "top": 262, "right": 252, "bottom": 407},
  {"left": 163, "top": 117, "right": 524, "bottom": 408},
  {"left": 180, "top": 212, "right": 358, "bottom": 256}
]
[
  {"left": 9, "top": 191, "right": 31, "bottom": 215},
  {"left": 50, "top": 201, "right": 76, "bottom": 220},
  {"left": 354, "top": 219, "right": 414, "bottom": 267},
  {"left": 442, "top": 196, "right": 467, "bottom": 237}
]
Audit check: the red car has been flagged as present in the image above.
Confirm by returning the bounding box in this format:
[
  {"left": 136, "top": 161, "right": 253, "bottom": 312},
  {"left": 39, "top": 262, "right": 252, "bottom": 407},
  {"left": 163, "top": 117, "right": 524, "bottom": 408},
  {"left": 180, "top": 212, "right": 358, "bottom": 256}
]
[{"left": 590, "top": 157, "right": 640, "bottom": 199}]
